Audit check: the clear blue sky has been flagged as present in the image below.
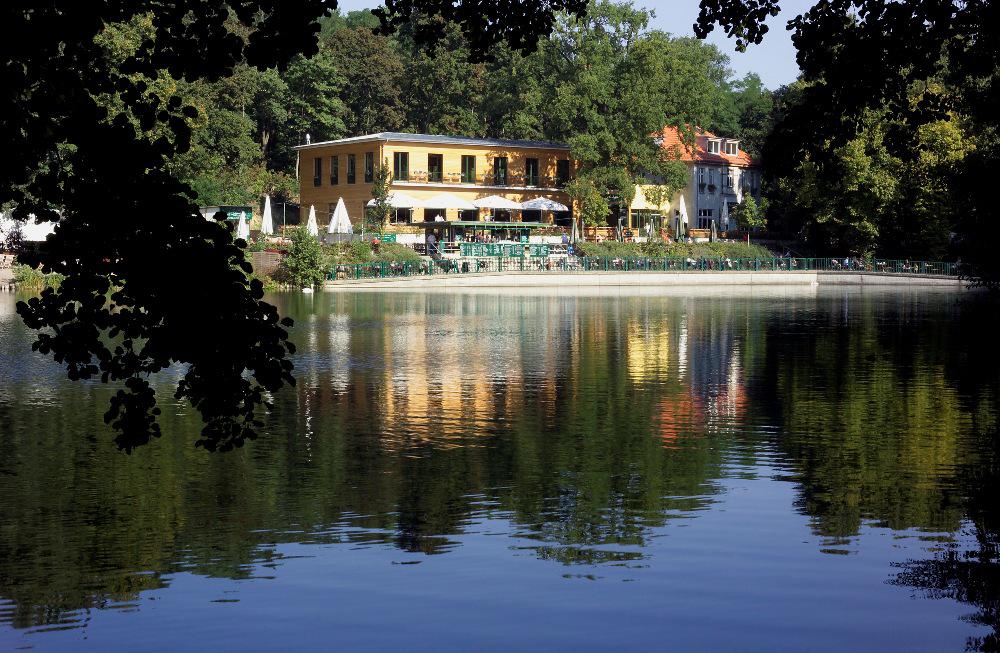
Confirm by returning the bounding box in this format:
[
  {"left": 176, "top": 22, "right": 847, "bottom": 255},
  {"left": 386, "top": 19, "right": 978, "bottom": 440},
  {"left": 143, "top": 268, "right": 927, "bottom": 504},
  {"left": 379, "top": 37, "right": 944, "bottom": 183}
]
[{"left": 334, "top": 0, "right": 815, "bottom": 89}]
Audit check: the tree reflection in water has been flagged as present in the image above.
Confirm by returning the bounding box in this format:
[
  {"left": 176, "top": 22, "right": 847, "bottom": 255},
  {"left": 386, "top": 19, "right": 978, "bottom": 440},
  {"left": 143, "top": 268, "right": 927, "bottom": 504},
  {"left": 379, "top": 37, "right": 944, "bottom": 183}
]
[{"left": 0, "top": 288, "right": 998, "bottom": 648}]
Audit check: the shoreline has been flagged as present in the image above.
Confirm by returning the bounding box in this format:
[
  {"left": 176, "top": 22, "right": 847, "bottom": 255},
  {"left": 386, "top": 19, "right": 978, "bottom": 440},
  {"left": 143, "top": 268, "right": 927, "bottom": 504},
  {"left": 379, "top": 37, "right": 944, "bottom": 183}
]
[{"left": 324, "top": 270, "right": 966, "bottom": 290}]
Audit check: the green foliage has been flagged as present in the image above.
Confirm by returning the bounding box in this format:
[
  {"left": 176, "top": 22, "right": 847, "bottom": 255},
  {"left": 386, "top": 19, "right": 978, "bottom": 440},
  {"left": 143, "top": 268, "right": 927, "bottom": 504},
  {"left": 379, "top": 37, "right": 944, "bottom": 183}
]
[
  {"left": 278, "top": 228, "right": 327, "bottom": 288},
  {"left": 565, "top": 178, "right": 610, "bottom": 227},
  {"left": 731, "top": 195, "right": 766, "bottom": 231},
  {"left": 12, "top": 265, "right": 65, "bottom": 292},
  {"left": 367, "top": 161, "right": 393, "bottom": 232},
  {"left": 327, "top": 241, "right": 422, "bottom": 264},
  {"left": 574, "top": 240, "right": 774, "bottom": 259}
]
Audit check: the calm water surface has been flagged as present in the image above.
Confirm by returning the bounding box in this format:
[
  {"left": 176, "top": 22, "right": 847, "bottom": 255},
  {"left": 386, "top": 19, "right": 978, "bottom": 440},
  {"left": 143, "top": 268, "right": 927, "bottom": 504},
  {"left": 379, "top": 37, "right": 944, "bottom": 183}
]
[{"left": 1, "top": 287, "right": 998, "bottom": 652}]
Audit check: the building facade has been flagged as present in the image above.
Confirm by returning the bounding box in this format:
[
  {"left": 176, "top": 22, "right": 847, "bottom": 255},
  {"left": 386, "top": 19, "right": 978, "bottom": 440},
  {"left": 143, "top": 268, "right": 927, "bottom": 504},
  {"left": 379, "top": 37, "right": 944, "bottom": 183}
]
[
  {"left": 295, "top": 133, "right": 574, "bottom": 230},
  {"left": 631, "top": 126, "right": 762, "bottom": 233}
]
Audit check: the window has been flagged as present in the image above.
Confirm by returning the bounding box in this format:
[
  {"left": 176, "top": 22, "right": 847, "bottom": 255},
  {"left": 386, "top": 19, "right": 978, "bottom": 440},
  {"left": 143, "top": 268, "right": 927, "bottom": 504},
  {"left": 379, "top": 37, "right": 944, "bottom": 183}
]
[
  {"left": 330, "top": 155, "right": 339, "bottom": 185},
  {"left": 698, "top": 209, "right": 714, "bottom": 217},
  {"left": 556, "top": 159, "right": 570, "bottom": 187},
  {"left": 428, "top": 154, "right": 443, "bottom": 182},
  {"left": 494, "top": 157, "right": 508, "bottom": 185},
  {"left": 347, "top": 154, "right": 356, "bottom": 184},
  {"left": 393, "top": 152, "right": 409, "bottom": 181},
  {"left": 461, "top": 155, "right": 476, "bottom": 184},
  {"left": 525, "top": 158, "right": 539, "bottom": 187},
  {"left": 390, "top": 208, "right": 411, "bottom": 224},
  {"left": 697, "top": 208, "right": 714, "bottom": 229},
  {"left": 725, "top": 168, "right": 734, "bottom": 188},
  {"left": 698, "top": 167, "right": 705, "bottom": 184},
  {"left": 459, "top": 209, "right": 478, "bottom": 222},
  {"left": 708, "top": 140, "right": 721, "bottom": 154},
  {"left": 724, "top": 141, "right": 739, "bottom": 156},
  {"left": 313, "top": 158, "right": 322, "bottom": 186},
  {"left": 364, "top": 152, "right": 374, "bottom": 183},
  {"left": 709, "top": 168, "right": 716, "bottom": 186}
]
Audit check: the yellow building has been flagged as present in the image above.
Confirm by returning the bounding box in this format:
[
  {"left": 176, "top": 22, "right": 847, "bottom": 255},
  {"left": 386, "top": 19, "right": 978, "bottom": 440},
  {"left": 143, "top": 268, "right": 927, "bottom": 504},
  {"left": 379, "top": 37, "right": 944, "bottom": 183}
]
[{"left": 295, "top": 132, "right": 574, "bottom": 231}]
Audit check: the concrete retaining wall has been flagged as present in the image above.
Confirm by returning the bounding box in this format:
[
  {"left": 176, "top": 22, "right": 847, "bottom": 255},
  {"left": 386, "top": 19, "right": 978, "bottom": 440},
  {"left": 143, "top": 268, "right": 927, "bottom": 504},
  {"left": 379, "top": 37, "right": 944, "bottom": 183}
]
[{"left": 325, "top": 270, "right": 965, "bottom": 290}]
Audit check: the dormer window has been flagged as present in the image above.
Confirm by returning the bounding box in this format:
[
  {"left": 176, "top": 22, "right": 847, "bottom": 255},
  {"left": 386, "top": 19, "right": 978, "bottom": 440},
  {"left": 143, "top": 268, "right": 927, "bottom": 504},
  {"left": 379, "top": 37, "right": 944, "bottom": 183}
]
[
  {"left": 708, "top": 139, "right": 721, "bottom": 155},
  {"left": 724, "top": 141, "right": 739, "bottom": 156}
]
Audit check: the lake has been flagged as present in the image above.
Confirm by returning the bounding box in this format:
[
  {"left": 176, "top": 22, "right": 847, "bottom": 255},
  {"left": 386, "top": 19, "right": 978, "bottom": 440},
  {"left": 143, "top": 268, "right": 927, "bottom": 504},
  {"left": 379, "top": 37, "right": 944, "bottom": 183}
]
[{"left": 1, "top": 287, "right": 998, "bottom": 652}]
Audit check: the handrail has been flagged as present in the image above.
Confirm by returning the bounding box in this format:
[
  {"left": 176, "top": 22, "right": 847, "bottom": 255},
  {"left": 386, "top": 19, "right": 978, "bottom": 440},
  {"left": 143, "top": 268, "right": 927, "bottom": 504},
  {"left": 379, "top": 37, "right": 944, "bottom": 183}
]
[{"left": 328, "top": 257, "right": 958, "bottom": 280}]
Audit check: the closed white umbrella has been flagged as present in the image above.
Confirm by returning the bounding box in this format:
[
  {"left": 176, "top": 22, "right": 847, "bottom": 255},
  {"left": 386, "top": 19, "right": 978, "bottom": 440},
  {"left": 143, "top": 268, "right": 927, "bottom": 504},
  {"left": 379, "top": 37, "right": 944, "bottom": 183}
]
[
  {"left": 721, "top": 200, "right": 730, "bottom": 230},
  {"left": 366, "top": 191, "right": 424, "bottom": 209},
  {"left": 328, "top": 197, "right": 353, "bottom": 234},
  {"left": 677, "top": 194, "right": 688, "bottom": 237},
  {"left": 570, "top": 215, "right": 580, "bottom": 243},
  {"left": 473, "top": 195, "right": 521, "bottom": 210},
  {"left": 237, "top": 211, "right": 251, "bottom": 240},
  {"left": 261, "top": 195, "right": 274, "bottom": 235},
  {"left": 520, "top": 197, "right": 569, "bottom": 211},
  {"left": 306, "top": 205, "right": 319, "bottom": 237}
]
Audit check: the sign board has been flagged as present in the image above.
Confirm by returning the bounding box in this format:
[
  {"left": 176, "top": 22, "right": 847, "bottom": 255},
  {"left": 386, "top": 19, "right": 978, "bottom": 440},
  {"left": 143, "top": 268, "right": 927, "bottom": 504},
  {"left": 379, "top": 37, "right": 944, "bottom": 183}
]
[
  {"left": 378, "top": 234, "right": 397, "bottom": 243},
  {"left": 224, "top": 207, "right": 253, "bottom": 221}
]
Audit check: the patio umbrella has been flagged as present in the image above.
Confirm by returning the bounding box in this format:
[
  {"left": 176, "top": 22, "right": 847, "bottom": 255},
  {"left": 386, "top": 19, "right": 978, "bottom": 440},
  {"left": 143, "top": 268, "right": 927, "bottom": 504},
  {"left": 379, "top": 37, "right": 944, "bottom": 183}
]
[
  {"left": 676, "top": 194, "right": 688, "bottom": 238},
  {"left": 306, "top": 205, "right": 319, "bottom": 237},
  {"left": 710, "top": 219, "right": 718, "bottom": 241},
  {"left": 261, "top": 195, "right": 274, "bottom": 235},
  {"left": 520, "top": 197, "right": 569, "bottom": 211},
  {"left": 473, "top": 195, "right": 521, "bottom": 210},
  {"left": 721, "top": 200, "right": 730, "bottom": 231},
  {"left": 424, "top": 193, "right": 477, "bottom": 210},
  {"left": 366, "top": 191, "right": 424, "bottom": 209},
  {"left": 237, "top": 211, "right": 251, "bottom": 241},
  {"left": 328, "top": 197, "right": 353, "bottom": 234}
]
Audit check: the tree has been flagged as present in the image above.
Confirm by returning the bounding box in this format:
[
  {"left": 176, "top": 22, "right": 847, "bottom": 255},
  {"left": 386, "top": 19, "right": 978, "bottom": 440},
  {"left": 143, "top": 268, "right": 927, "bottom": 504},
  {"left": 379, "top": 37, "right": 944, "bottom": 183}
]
[
  {"left": 280, "top": 227, "right": 327, "bottom": 287},
  {"left": 368, "top": 161, "right": 394, "bottom": 232},
  {"left": 731, "top": 195, "right": 765, "bottom": 232},
  {"left": 1, "top": 0, "right": 588, "bottom": 452},
  {"left": 695, "top": 0, "right": 998, "bottom": 279},
  {"left": 565, "top": 178, "right": 610, "bottom": 228},
  {"left": 538, "top": 2, "right": 722, "bottom": 222},
  {"left": 325, "top": 27, "right": 406, "bottom": 135}
]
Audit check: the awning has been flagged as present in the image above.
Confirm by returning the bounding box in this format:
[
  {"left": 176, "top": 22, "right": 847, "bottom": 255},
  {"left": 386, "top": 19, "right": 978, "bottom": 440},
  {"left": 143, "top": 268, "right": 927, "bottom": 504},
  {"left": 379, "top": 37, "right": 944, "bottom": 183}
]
[
  {"left": 423, "top": 193, "right": 477, "bottom": 210},
  {"left": 366, "top": 191, "right": 424, "bottom": 209},
  {"left": 473, "top": 195, "right": 521, "bottom": 210},
  {"left": 520, "top": 197, "right": 569, "bottom": 211}
]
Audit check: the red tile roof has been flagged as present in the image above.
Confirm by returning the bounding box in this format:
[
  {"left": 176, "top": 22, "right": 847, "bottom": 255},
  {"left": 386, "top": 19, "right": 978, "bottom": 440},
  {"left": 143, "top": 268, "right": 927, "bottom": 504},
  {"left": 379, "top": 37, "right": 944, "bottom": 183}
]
[{"left": 657, "top": 126, "right": 758, "bottom": 167}]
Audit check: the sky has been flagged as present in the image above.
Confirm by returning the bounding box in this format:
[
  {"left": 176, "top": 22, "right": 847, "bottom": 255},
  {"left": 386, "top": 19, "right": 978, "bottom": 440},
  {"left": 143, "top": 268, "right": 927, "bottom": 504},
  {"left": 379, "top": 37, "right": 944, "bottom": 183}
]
[{"left": 334, "top": 0, "right": 817, "bottom": 89}]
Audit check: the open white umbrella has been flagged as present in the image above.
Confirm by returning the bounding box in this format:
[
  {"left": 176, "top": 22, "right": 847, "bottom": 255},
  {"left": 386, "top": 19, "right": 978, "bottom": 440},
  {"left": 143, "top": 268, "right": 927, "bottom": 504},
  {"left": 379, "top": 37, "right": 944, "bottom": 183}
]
[
  {"left": 261, "top": 195, "right": 274, "bottom": 235},
  {"left": 327, "top": 197, "right": 353, "bottom": 234},
  {"left": 237, "top": 211, "right": 251, "bottom": 241},
  {"left": 306, "top": 205, "right": 319, "bottom": 237},
  {"left": 520, "top": 197, "right": 569, "bottom": 211},
  {"left": 366, "top": 191, "right": 424, "bottom": 209},
  {"left": 473, "top": 195, "right": 521, "bottom": 210},
  {"left": 424, "top": 193, "right": 477, "bottom": 210}
]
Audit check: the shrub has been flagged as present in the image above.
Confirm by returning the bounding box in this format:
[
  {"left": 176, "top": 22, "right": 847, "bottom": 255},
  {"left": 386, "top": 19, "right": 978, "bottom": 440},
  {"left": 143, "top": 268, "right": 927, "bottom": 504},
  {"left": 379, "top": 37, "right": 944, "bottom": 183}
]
[
  {"left": 12, "top": 264, "right": 64, "bottom": 291},
  {"left": 278, "top": 227, "right": 327, "bottom": 287}
]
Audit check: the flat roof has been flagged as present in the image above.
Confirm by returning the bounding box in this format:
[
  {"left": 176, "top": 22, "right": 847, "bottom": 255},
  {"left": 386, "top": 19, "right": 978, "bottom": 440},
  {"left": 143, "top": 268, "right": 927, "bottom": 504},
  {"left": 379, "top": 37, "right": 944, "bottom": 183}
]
[
  {"left": 412, "top": 221, "right": 546, "bottom": 229},
  {"left": 293, "top": 132, "right": 569, "bottom": 151}
]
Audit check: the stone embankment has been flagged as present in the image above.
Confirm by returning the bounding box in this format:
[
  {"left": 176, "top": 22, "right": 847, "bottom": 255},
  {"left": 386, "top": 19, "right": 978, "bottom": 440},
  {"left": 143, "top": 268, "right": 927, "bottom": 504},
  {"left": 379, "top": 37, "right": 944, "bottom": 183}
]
[{"left": 325, "top": 270, "right": 964, "bottom": 290}]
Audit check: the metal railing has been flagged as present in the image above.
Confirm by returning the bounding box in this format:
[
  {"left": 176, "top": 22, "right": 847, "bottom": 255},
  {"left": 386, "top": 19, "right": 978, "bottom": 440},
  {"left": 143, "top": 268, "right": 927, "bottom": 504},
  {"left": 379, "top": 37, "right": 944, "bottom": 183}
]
[{"left": 329, "top": 257, "right": 958, "bottom": 281}]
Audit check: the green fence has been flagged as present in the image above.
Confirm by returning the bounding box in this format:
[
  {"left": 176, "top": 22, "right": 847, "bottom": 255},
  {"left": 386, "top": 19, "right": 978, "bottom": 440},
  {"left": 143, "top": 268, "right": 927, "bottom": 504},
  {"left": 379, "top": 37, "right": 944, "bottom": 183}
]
[{"left": 329, "top": 257, "right": 958, "bottom": 281}]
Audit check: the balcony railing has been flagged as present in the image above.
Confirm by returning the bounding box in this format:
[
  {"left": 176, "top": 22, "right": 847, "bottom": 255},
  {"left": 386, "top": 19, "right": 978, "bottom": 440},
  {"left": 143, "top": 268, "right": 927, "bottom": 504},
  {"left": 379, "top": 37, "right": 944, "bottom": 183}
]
[{"left": 394, "top": 171, "right": 565, "bottom": 188}]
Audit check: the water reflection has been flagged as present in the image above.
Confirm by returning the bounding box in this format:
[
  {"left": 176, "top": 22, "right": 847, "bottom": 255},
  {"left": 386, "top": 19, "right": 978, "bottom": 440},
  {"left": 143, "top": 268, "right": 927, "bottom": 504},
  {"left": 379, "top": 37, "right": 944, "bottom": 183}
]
[{"left": 0, "top": 288, "right": 997, "bottom": 650}]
